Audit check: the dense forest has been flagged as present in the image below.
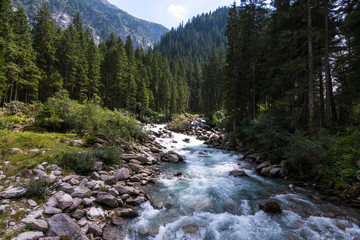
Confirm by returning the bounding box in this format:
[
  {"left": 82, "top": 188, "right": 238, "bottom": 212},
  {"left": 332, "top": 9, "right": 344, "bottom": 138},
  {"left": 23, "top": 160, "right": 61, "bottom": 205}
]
[{"left": 154, "top": 7, "right": 228, "bottom": 64}]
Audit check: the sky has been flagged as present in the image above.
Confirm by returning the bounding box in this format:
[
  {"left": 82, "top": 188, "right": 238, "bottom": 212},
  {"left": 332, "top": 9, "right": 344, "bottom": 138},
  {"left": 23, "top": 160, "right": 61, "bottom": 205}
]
[{"left": 107, "top": 0, "right": 240, "bottom": 29}]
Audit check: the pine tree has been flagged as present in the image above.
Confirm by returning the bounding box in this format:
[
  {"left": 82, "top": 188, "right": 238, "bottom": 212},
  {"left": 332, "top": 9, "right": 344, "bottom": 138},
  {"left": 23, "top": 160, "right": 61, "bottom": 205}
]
[{"left": 32, "top": 3, "right": 62, "bottom": 101}]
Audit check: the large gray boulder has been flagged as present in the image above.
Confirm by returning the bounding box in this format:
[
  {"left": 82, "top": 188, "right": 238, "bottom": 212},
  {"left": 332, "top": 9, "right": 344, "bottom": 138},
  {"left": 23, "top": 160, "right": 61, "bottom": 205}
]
[
  {"left": 115, "top": 168, "right": 130, "bottom": 180},
  {"left": 95, "top": 192, "right": 118, "bottom": 208},
  {"left": 47, "top": 214, "right": 88, "bottom": 240},
  {"left": 0, "top": 187, "right": 27, "bottom": 198},
  {"left": 22, "top": 217, "right": 48, "bottom": 232},
  {"left": 114, "top": 185, "right": 139, "bottom": 196},
  {"left": 57, "top": 194, "right": 73, "bottom": 210},
  {"left": 71, "top": 186, "right": 91, "bottom": 198}
]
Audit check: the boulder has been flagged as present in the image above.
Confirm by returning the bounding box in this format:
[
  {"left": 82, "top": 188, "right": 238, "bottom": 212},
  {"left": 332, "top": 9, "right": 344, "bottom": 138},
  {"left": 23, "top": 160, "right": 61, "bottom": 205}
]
[
  {"left": 43, "top": 206, "right": 62, "bottom": 215},
  {"left": 2, "top": 148, "right": 23, "bottom": 154},
  {"left": 87, "top": 207, "right": 105, "bottom": 221},
  {"left": 114, "top": 185, "right": 139, "bottom": 196},
  {"left": 95, "top": 192, "right": 118, "bottom": 208},
  {"left": 115, "top": 168, "right": 130, "bottom": 180},
  {"left": 280, "top": 160, "right": 289, "bottom": 177},
  {"left": 13, "top": 231, "right": 44, "bottom": 240},
  {"left": 47, "top": 214, "right": 88, "bottom": 240},
  {"left": 91, "top": 162, "right": 103, "bottom": 171},
  {"left": 229, "top": 170, "right": 248, "bottom": 177},
  {"left": 261, "top": 166, "right": 272, "bottom": 176},
  {"left": 116, "top": 208, "right": 138, "bottom": 218},
  {"left": 183, "top": 138, "right": 190, "bottom": 143},
  {"left": 102, "top": 225, "right": 125, "bottom": 240},
  {"left": 0, "top": 187, "right": 27, "bottom": 198},
  {"left": 71, "top": 186, "right": 91, "bottom": 199},
  {"left": 269, "top": 168, "right": 281, "bottom": 176},
  {"left": 256, "top": 161, "right": 271, "bottom": 172},
  {"left": 88, "top": 223, "right": 103, "bottom": 236},
  {"left": 105, "top": 176, "right": 118, "bottom": 185},
  {"left": 128, "top": 163, "right": 143, "bottom": 173},
  {"left": 57, "top": 194, "right": 73, "bottom": 210},
  {"left": 91, "top": 171, "right": 101, "bottom": 180},
  {"left": 22, "top": 217, "right": 48, "bottom": 232},
  {"left": 258, "top": 201, "right": 282, "bottom": 214},
  {"left": 70, "top": 209, "right": 85, "bottom": 220},
  {"left": 167, "top": 153, "right": 180, "bottom": 163},
  {"left": 64, "top": 198, "right": 82, "bottom": 213},
  {"left": 60, "top": 183, "right": 74, "bottom": 194}
]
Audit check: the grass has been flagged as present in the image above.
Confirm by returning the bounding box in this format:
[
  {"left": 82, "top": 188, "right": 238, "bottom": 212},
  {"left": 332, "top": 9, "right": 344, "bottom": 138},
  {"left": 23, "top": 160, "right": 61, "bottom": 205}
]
[{"left": 0, "top": 130, "right": 84, "bottom": 176}]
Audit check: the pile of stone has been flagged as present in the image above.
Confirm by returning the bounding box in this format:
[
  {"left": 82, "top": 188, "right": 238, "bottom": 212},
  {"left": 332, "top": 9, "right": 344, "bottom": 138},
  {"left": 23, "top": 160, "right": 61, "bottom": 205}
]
[{"left": 0, "top": 134, "right": 188, "bottom": 240}]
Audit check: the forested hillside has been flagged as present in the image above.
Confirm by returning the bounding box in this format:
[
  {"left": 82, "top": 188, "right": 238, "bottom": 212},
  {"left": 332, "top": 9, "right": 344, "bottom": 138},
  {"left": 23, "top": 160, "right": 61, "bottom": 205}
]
[
  {"left": 154, "top": 7, "right": 228, "bottom": 64},
  {"left": 13, "top": 0, "right": 168, "bottom": 47},
  {"left": 199, "top": 0, "right": 360, "bottom": 194}
]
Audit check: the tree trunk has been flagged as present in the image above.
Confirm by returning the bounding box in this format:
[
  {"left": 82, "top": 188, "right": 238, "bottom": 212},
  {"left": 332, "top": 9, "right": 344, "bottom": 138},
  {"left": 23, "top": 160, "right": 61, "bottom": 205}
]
[
  {"left": 307, "top": 0, "right": 315, "bottom": 133},
  {"left": 252, "top": 61, "right": 256, "bottom": 120},
  {"left": 324, "top": 0, "right": 332, "bottom": 128},
  {"left": 319, "top": 72, "right": 325, "bottom": 128}
]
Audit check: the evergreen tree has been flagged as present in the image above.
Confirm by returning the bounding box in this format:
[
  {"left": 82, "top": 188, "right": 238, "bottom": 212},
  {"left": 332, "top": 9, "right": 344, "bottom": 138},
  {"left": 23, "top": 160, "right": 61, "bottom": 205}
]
[{"left": 32, "top": 3, "right": 62, "bottom": 101}]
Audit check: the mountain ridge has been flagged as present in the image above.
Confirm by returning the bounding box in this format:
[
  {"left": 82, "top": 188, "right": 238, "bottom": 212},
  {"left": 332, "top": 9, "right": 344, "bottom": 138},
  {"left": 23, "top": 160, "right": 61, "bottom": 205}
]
[{"left": 13, "top": 0, "right": 169, "bottom": 47}]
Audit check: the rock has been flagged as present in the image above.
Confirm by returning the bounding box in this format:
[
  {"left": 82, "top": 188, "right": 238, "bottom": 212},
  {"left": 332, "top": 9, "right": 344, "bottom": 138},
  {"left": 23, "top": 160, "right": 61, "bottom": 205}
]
[
  {"left": 174, "top": 172, "right": 182, "bottom": 177},
  {"left": 114, "top": 185, "right": 139, "bottom": 196},
  {"left": 13, "top": 231, "right": 44, "bottom": 240},
  {"left": 0, "top": 187, "right": 27, "bottom": 198},
  {"left": 105, "top": 176, "right": 118, "bottom": 185},
  {"left": 167, "top": 153, "right": 179, "bottom": 163},
  {"left": 0, "top": 205, "right": 6, "bottom": 214},
  {"left": 82, "top": 198, "right": 93, "bottom": 206},
  {"left": 116, "top": 208, "right": 138, "bottom": 218},
  {"left": 128, "top": 163, "right": 143, "bottom": 173},
  {"left": 150, "top": 147, "right": 161, "bottom": 153},
  {"left": 2, "top": 148, "right": 23, "bottom": 154},
  {"left": 60, "top": 183, "right": 74, "bottom": 194},
  {"left": 71, "top": 186, "right": 91, "bottom": 199},
  {"left": 280, "top": 160, "right": 289, "bottom": 177},
  {"left": 258, "top": 201, "right": 282, "bottom": 214},
  {"left": 88, "top": 223, "right": 103, "bottom": 236},
  {"left": 229, "top": 170, "right": 248, "bottom": 177},
  {"left": 102, "top": 225, "right": 125, "bottom": 240},
  {"left": 183, "top": 138, "right": 190, "bottom": 143},
  {"left": 44, "top": 206, "right": 62, "bottom": 215},
  {"left": 57, "top": 194, "right": 73, "bottom": 210},
  {"left": 33, "top": 169, "right": 48, "bottom": 178},
  {"left": 87, "top": 207, "right": 105, "bottom": 221},
  {"left": 261, "top": 166, "right": 272, "bottom": 176},
  {"left": 256, "top": 161, "right": 271, "bottom": 172},
  {"left": 22, "top": 217, "right": 48, "bottom": 232},
  {"left": 90, "top": 171, "right": 100, "bottom": 180},
  {"left": 70, "top": 209, "right": 85, "bottom": 220},
  {"left": 39, "top": 237, "right": 60, "bottom": 240},
  {"left": 47, "top": 214, "right": 88, "bottom": 240},
  {"left": 29, "top": 149, "right": 40, "bottom": 153},
  {"left": 28, "top": 199, "right": 38, "bottom": 207},
  {"left": 270, "top": 168, "right": 281, "bottom": 176},
  {"left": 65, "top": 198, "right": 82, "bottom": 213},
  {"left": 111, "top": 217, "right": 123, "bottom": 226},
  {"left": 182, "top": 223, "right": 199, "bottom": 234},
  {"left": 95, "top": 192, "right": 118, "bottom": 208},
  {"left": 137, "top": 156, "right": 149, "bottom": 165}
]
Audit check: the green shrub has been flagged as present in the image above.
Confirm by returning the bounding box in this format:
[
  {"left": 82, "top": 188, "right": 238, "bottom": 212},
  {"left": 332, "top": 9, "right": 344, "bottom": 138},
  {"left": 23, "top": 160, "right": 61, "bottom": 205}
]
[
  {"left": 0, "top": 115, "right": 27, "bottom": 129},
  {"left": 35, "top": 90, "right": 148, "bottom": 144},
  {"left": 57, "top": 151, "right": 97, "bottom": 175},
  {"left": 168, "top": 117, "right": 191, "bottom": 132},
  {"left": 24, "top": 177, "right": 49, "bottom": 201},
  {"left": 92, "top": 146, "right": 122, "bottom": 165}
]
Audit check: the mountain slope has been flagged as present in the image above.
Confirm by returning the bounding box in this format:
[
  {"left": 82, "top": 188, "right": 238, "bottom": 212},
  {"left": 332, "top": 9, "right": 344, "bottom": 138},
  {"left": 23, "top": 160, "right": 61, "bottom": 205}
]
[
  {"left": 154, "top": 7, "right": 229, "bottom": 64},
  {"left": 13, "top": 0, "right": 169, "bottom": 47}
]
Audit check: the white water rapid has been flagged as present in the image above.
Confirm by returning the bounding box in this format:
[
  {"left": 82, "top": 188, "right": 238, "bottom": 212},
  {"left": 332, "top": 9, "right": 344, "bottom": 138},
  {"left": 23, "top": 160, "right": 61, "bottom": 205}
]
[{"left": 123, "top": 124, "right": 360, "bottom": 240}]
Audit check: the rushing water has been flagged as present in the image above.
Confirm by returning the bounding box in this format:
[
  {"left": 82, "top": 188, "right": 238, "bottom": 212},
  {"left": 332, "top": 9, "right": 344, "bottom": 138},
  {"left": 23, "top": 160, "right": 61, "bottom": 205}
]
[{"left": 124, "top": 124, "right": 360, "bottom": 240}]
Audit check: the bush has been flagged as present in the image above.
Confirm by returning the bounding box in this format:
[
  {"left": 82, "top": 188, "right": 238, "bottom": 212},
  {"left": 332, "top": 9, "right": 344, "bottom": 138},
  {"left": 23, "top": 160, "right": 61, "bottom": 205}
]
[
  {"left": 24, "top": 177, "right": 49, "bottom": 201},
  {"left": 168, "top": 117, "right": 191, "bottom": 132},
  {"left": 236, "top": 111, "right": 290, "bottom": 160},
  {"left": 57, "top": 151, "right": 97, "bottom": 175},
  {"left": 0, "top": 115, "right": 27, "bottom": 130},
  {"left": 92, "top": 146, "right": 122, "bottom": 165},
  {"left": 36, "top": 90, "right": 148, "bottom": 144}
]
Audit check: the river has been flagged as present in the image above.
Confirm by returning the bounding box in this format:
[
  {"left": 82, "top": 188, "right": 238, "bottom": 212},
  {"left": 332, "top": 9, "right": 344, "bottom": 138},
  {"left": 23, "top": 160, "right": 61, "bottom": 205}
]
[{"left": 123, "top": 124, "right": 360, "bottom": 240}]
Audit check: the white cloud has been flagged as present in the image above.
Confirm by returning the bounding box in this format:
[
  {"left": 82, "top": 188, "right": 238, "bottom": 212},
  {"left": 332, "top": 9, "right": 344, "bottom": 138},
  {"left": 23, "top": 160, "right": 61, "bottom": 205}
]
[{"left": 168, "top": 4, "right": 186, "bottom": 20}]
